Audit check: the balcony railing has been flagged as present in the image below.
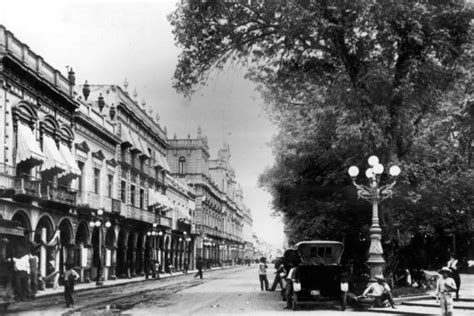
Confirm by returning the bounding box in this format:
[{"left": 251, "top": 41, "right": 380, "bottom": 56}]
[
  {"left": 13, "top": 175, "right": 41, "bottom": 198},
  {"left": 41, "top": 182, "right": 77, "bottom": 205},
  {"left": 128, "top": 205, "right": 154, "bottom": 223}
]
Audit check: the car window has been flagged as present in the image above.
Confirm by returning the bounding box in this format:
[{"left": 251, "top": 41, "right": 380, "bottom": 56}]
[
  {"left": 326, "top": 247, "right": 332, "bottom": 257},
  {"left": 310, "top": 247, "right": 317, "bottom": 257},
  {"left": 318, "top": 247, "right": 324, "bottom": 257}
]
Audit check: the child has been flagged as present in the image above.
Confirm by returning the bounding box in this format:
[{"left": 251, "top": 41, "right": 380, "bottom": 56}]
[
  {"left": 436, "top": 267, "right": 457, "bottom": 316},
  {"left": 63, "top": 263, "right": 79, "bottom": 308}
]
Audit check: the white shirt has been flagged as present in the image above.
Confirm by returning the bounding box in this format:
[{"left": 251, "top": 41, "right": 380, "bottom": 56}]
[
  {"left": 363, "top": 282, "right": 391, "bottom": 296},
  {"left": 13, "top": 255, "right": 30, "bottom": 273},
  {"left": 447, "top": 259, "right": 458, "bottom": 271},
  {"left": 258, "top": 262, "right": 267, "bottom": 275},
  {"left": 436, "top": 277, "right": 457, "bottom": 295}
]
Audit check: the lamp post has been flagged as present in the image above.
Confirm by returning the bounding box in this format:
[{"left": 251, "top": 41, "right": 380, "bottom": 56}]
[
  {"left": 348, "top": 155, "right": 401, "bottom": 280},
  {"left": 89, "top": 208, "right": 111, "bottom": 286}
]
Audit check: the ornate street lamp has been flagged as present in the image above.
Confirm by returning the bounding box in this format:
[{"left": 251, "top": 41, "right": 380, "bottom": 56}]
[
  {"left": 89, "top": 208, "right": 111, "bottom": 286},
  {"left": 348, "top": 155, "right": 401, "bottom": 280}
]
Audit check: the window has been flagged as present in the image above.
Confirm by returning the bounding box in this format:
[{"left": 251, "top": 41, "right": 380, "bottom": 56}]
[
  {"left": 178, "top": 156, "right": 186, "bottom": 174},
  {"left": 93, "top": 168, "right": 100, "bottom": 194},
  {"left": 139, "top": 189, "right": 144, "bottom": 209},
  {"left": 131, "top": 153, "right": 136, "bottom": 169},
  {"left": 107, "top": 174, "right": 113, "bottom": 198},
  {"left": 130, "top": 185, "right": 136, "bottom": 206},
  {"left": 121, "top": 180, "right": 127, "bottom": 203},
  {"left": 77, "top": 162, "right": 84, "bottom": 192},
  {"left": 140, "top": 158, "right": 145, "bottom": 172}
]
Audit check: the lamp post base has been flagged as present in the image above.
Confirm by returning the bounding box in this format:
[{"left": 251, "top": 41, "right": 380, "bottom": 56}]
[{"left": 367, "top": 224, "right": 385, "bottom": 282}]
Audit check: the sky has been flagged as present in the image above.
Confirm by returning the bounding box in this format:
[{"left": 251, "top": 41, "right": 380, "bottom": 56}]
[{"left": 0, "top": 0, "right": 284, "bottom": 247}]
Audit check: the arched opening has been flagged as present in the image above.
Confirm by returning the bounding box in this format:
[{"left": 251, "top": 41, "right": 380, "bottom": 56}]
[
  {"left": 105, "top": 227, "right": 116, "bottom": 280},
  {"left": 127, "top": 232, "right": 136, "bottom": 277},
  {"left": 117, "top": 230, "right": 127, "bottom": 278},
  {"left": 136, "top": 233, "right": 144, "bottom": 276},
  {"left": 34, "top": 216, "right": 55, "bottom": 282},
  {"left": 164, "top": 235, "right": 171, "bottom": 273},
  {"left": 11, "top": 211, "right": 32, "bottom": 239},
  {"left": 74, "top": 221, "right": 89, "bottom": 281},
  {"left": 58, "top": 219, "right": 73, "bottom": 274},
  {"left": 90, "top": 227, "right": 102, "bottom": 281}
]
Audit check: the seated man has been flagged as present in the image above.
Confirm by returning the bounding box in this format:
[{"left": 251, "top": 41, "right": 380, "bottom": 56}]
[{"left": 362, "top": 275, "right": 396, "bottom": 309}]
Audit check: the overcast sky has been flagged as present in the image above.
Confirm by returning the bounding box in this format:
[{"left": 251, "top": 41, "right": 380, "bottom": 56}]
[{"left": 1, "top": 0, "right": 284, "bottom": 247}]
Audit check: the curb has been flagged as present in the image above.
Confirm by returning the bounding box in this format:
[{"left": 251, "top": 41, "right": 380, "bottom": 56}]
[
  {"left": 393, "top": 294, "right": 434, "bottom": 303},
  {"left": 402, "top": 300, "right": 474, "bottom": 310},
  {"left": 35, "top": 265, "right": 243, "bottom": 300}
]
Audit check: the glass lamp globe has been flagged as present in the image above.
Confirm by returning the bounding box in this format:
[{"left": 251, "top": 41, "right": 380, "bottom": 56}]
[
  {"left": 389, "top": 165, "right": 401, "bottom": 176},
  {"left": 95, "top": 220, "right": 101, "bottom": 227},
  {"left": 158, "top": 231, "right": 163, "bottom": 236},
  {"left": 89, "top": 221, "right": 95, "bottom": 228},
  {"left": 147, "top": 231, "right": 151, "bottom": 236},
  {"left": 105, "top": 221, "right": 112, "bottom": 228},
  {"left": 373, "top": 163, "right": 384, "bottom": 174},
  {"left": 152, "top": 223, "right": 158, "bottom": 228},
  {"left": 179, "top": 238, "right": 183, "bottom": 242},
  {"left": 97, "top": 209, "right": 104, "bottom": 216},
  {"left": 348, "top": 166, "right": 359, "bottom": 177},
  {"left": 368, "top": 155, "right": 379, "bottom": 166},
  {"left": 365, "top": 168, "right": 374, "bottom": 179}
]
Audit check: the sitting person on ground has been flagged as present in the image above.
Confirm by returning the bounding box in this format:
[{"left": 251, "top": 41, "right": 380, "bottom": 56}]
[{"left": 362, "top": 275, "right": 396, "bottom": 309}]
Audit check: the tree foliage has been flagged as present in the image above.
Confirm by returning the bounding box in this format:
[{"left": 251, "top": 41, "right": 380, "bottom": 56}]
[{"left": 170, "top": 0, "right": 474, "bottom": 273}]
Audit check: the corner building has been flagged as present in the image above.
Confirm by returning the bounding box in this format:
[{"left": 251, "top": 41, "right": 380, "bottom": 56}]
[{"left": 167, "top": 131, "right": 253, "bottom": 267}]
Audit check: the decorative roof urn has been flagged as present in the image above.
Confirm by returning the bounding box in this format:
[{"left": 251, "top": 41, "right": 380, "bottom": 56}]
[
  {"left": 110, "top": 104, "right": 116, "bottom": 120},
  {"left": 82, "top": 80, "right": 90, "bottom": 101},
  {"left": 98, "top": 93, "right": 105, "bottom": 112},
  {"left": 67, "top": 68, "right": 76, "bottom": 85}
]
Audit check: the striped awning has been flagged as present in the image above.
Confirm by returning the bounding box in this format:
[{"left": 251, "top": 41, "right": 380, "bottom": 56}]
[
  {"left": 120, "top": 125, "right": 134, "bottom": 148},
  {"left": 154, "top": 151, "right": 171, "bottom": 172},
  {"left": 16, "top": 123, "right": 45, "bottom": 166},
  {"left": 58, "top": 143, "right": 81, "bottom": 180},
  {"left": 41, "top": 136, "right": 67, "bottom": 174}
]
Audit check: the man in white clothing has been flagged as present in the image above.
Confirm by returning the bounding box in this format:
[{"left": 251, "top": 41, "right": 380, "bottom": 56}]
[
  {"left": 436, "top": 266, "right": 457, "bottom": 316},
  {"left": 362, "top": 275, "right": 396, "bottom": 308}
]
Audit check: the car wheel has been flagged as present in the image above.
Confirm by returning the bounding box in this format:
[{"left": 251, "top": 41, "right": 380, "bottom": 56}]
[{"left": 292, "top": 294, "right": 298, "bottom": 311}]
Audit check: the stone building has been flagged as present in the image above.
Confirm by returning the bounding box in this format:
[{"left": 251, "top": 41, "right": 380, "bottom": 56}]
[{"left": 167, "top": 131, "right": 252, "bottom": 266}]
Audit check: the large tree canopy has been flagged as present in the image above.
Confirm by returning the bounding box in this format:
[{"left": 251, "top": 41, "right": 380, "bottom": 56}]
[{"left": 170, "top": 0, "right": 474, "bottom": 273}]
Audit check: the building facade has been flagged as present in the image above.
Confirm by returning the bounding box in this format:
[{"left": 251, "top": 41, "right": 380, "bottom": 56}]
[
  {"left": 167, "top": 132, "right": 252, "bottom": 266},
  {"left": 0, "top": 25, "right": 253, "bottom": 288}
]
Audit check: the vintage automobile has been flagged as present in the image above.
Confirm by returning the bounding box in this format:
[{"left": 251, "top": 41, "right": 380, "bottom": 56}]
[
  {"left": 287, "top": 241, "right": 348, "bottom": 311},
  {"left": 0, "top": 219, "right": 26, "bottom": 311}
]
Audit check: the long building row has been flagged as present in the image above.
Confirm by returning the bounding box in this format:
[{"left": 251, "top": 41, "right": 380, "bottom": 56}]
[{"left": 0, "top": 25, "right": 254, "bottom": 285}]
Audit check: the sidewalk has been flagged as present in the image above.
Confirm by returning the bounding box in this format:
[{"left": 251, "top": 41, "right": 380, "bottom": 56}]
[
  {"left": 35, "top": 265, "right": 236, "bottom": 299},
  {"left": 366, "top": 273, "right": 474, "bottom": 315}
]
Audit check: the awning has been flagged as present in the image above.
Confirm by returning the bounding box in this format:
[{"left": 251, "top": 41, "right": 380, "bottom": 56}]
[
  {"left": 58, "top": 143, "right": 81, "bottom": 180},
  {"left": 41, "top": 136, "right": 67, "bottom": 174},
  {"left": 129, "top": 130, "right": 143, "bottom": 153},
  {"left": 149, "top": 190, "right": 174, "bottom": 210},
  {"left": 120, "top": 125, "right": 134, "bottom": 148},
  {"left": 137, "top": 137, "right": 150, "bottom": 158},
  {"left": 154, "top": 151, "right": 171, "bottom": 172},
  {"left": 16, "top": 123, "right": 45, "bottom": 166},
  {"left": 177, "top": 205, "right": 191, "bottom": 222}
]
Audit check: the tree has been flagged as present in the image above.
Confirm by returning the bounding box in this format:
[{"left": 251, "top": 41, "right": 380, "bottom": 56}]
[{"left": 170, "top": 0, "right": 473, "bottom": 275}]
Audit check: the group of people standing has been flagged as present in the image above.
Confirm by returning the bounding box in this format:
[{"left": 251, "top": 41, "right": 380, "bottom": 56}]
[{"left": 7, "top": 250, "right": 41, "bottom": 302}]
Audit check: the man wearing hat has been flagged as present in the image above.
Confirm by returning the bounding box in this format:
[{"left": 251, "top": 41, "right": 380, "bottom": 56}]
[
  {"left": 362, "top": 275, "right": 396, "bottom": 308},
  {"left": 436, "top": 266, "right": 457, "bottom": 316}
]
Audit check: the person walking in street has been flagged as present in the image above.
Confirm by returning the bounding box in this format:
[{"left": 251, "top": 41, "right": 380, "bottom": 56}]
[
  {"left": 63, "top": 263, "right": 79, "bottom": 308},
  {"left": 436, "top": 266, "right": 457, "bottom": 316},
  {"left": 447, "top": 253, "right": 461, "bottom": 300},
  {"left": 362, "top": 275, "right": 396, "bottom": 309},
  {"left": 258, "top": 257, "right": 269, "bottom": 291},
  {"left": 194, "top": 257, "right": 203, "bottom": 279},
  {"left": 12, "top": 253, "right": 30, "bottom": 301},
  {"left": 28, "top": 250, "right": 39, "bottom": 299},
  {"left": 154, "top": 260, "right": 160, "bottom": 280},
  {"left": 183, "top": 260, "right": 188, "bottom": 274}
]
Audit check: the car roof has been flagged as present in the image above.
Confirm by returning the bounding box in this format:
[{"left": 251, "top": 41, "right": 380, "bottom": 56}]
[{"left": 295, "top": 241, "right": 344, "bottom": 247}]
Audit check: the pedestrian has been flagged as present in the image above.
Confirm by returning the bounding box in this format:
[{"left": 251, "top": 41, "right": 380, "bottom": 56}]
[
  {"left": 436, "top": 266, "right": 457, "bottom": 316},
  {"left": 12, "top": 253, "right": 30, "bottom": 301},
  {"left": 154, "top": 260, "right": 160, "bottom": 280},
  {"left": 194, "top": 257, "right": 203, "bottom": 279},
  {"left": 258, "top": 257, "right": 269, "bottom": 291},
  {"left": 284, "top": 263, "right": 296, "bottom": 309},
  {"left": 144, "top": 258, "right": 151, "bottom": 280},
  {"left": 269, "top": 260, "right": 285, "bottom": 291},
  {"left": 362, "top": 275, "right": 396, "bottom": 309},
  {"left": 63, "top": 263, "right": 79, "bottom": 308},
  {"left": 183, "top": 260, "right": 188, "bottom": 274},
  {"left": 447, "top": 253, "right": 461, "bottom": 300},
  {"left": 28, "top": 250, "right": 39, "bottom": 299}
]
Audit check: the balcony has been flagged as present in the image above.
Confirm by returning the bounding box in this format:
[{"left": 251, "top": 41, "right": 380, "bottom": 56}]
[
  {"left": 13, "top": 175, "right": 41, "bottom": 199},
  {"left": 112, "top": 198, "right": 121, "bottom": 214},
  {"left": 127, "top": 205, "right": 155, "bottom": 223},
  {"left": 41, "top": 182, "right": 77, "bottom": 206},
  {"left": 157, "top": 215, "right": 172, "bottom": 228}
]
